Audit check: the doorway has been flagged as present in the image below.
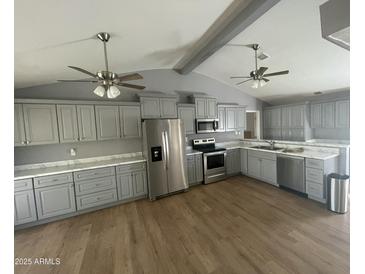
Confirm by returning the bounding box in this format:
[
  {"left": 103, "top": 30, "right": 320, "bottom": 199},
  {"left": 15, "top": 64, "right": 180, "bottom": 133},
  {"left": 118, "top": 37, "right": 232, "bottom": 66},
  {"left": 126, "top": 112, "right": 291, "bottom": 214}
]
[{"left": 245, "top": 111, "right": 260, "bottom": 139}]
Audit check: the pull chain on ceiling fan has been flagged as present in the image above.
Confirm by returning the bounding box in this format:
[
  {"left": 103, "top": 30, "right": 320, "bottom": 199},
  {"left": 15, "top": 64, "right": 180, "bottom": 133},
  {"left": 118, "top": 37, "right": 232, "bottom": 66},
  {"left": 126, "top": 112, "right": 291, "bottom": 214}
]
[
  {"left": 58, "top": 32, "right": 145, "bottom": 99},
  {"left": 230, "top": 44, "right": 289, "bottom": 88}
]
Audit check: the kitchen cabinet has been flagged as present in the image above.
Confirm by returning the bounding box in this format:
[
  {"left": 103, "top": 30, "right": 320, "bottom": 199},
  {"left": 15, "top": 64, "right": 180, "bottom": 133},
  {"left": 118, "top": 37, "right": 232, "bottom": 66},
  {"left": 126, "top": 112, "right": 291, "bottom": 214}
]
[
  {"left": 217, "top": 106, "right": 226, "bottom": 131},
  {"left": 226, "top": 149, "right": 241, "bottom": 175},
  {"left": 178, "top": 105, "right": 196, "bottom": 135},
  {"left": 14, "top": 179, "right": 37, "bottom": 225},
  {"left": 22, "top": 104, "right": 59, "bottom": 145},
  {"left": 247, "top": 150, "right": 277, "bottom": 185},
  {"left": 14, "top": 104, "right": 26, "bottom": 146},
  {"left": 290, "top": 105, "right": 305, "bottom": 128},
  {"left": 240, "top": 148, "right": 248, "bottom": 174},
  {"left": 281, "top": 107, "right": 291, "bottom": 128},
  {"left": 322, "top": 102, "right": 335, "bottom": 128},
  {"left": 271, "top": 108, "right": 281, "bottom": 128},
  {"left": 310, "top": 103, "right": 322, "bottom": 128},
  {"left": 236, "top": 107, "right": 246, "bottom": 129},
  {"left": 57, "top": 105, "right": 79, "bottom": 143},
  {"left": 140, "top": 96, "right": 177, "bottom": 119},
  {"left": 35, "top": 183, "right": 76, "bottom": 220},
  {"left": 95, "top": 105, "right": 121, "bottom": 140},
  {"left": 335, "top": 100, "right": 350, "bottom": 128},
  {"left": 76, "top": 105, "right": 97, "bottom": 141},
  {"left": 119, "top": 105, "right": 141, "bottom": 138},
  {"left": 116, "top": 163, "right": 148, "bottom": 200},
  {"left": 186, "top": 154, "right": 203, "bottom": 185},
  {"left": 194, "top": 97, "right": 217, "bottom": 119},
  {"left": 218, "top": 105, "right": 246, "bottom": 132},
  {"left": 225, "top": 108, "right": 237, "bottom": 132}
]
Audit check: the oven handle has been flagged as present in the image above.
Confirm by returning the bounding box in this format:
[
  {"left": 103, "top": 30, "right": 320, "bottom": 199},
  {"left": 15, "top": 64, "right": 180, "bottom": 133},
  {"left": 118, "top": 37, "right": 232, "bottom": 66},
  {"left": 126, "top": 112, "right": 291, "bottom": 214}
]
[{"left": 204, "top": 151, "right": 227, "bottom": 157}]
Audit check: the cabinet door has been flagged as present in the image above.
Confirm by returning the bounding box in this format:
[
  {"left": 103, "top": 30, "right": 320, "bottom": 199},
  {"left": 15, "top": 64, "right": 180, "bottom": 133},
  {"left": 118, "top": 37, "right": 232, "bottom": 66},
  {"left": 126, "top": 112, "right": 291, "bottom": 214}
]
[
  {"left": 261, "top": 159, "right": 277, "bottom": 185},
  {"left": 281, "top": 107, "right": 291, "bottom": 128},
  {"left": 291, "top": 105, "right": 304, "bottom": 128},
  {"left": 281, "top": 128, "right": 291, "bottom": 140},
  {"left": 271, "top": 128, "right": 282, "bottom": 140},
  {"left": 95, "top": 105, "right": 121, "bottom": 140},
  {"left": 14, "top": 190, "right": 37, "bottom": 225},
  {"left": 248, "top": 156, "right": 261, "bottom": 178},
  {"left": 178, "top": 107, "right": 196, "bottom": 134},
  {"left": 160, "top": 98, "right": 177, "bottom": 118},
  {"left": 322, "top": 102, "right": 335, "bottom": 128},
  {"left": 140, "top": 97, "right": 161, "bottom": 118},
  {"left": 290, "top": 128, "right": 304, "bottom": 141},
  {"left": 120, "top": 106, "right": 141, "bottom": 138},
  {"left": 133, "top": 170, "right": 147, "bottom": 197},
  {"left": 116, "top": 173, "right": 134, "bottom": 200},
  {"left": 335, "top": 100, "right": 350, "bottom": 128},
  {"left": 240, "top": 149, "right": 248, "bottom": 174},
  {"left": 227, "top": 149, "right": 240, "bottom": 175},
  {"left": 206, "top": 98, "right": 217, "bottom": 118},
  {"left": 311, "top": 103, "right": 322, "bottom": 128},
  {"left": 186, "top": 155, "right": 196, "bottom": 185},
  {"left": 225, "top": 108, "right": 237, "bottom": 132},
  {"left": 271, "top": 108, "right": 281, "bottom": 128},
  {"left": 14, "top": 104, "right": 26, "bottom": 146},
  {"left": 35, "top": 183, "right": 76, "bottom": 220},
  {"left": 195, "top": 154, "right": 203, "bottom": 183},
  {"left": 263, "top": 109, "right": 272, "bottom": 129},
  {"left": 23, "top": 104, "right": 59, "bottom": 145},
  {"left": 195, "top": 98, "right": 207, "bottom": 118},
  {"left": 236, "top": 107, "right": 246, "bottom": 129},
  {"left": 57, "top": 105, "right": 79, "bottom": 143},
  {"left": 77, "top": 105, "right": 97, "bottom": 141},
  {"left": 217, "top": 107, "right": 226, "bottom": 131}
]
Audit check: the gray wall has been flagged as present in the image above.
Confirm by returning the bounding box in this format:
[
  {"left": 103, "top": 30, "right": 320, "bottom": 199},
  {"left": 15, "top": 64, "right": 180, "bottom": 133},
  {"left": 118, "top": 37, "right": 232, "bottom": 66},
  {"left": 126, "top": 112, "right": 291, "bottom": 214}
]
[{"left": 15, "top": 69, "right": 265, "bottom": 165}]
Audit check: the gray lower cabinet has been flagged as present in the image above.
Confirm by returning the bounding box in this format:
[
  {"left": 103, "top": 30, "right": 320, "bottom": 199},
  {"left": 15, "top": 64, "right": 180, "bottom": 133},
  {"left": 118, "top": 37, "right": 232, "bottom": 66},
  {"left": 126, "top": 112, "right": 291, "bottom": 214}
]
[
  {"left": 116, "top": 173, "right": 134, "bottom": 200},
  {"left": 116, "top": 164, "right": 148, "bottom": 200},
  {"left": 119, "top": 105, "right": 141, "bottom": 138},
  {"left": 34, "top": 183, "right": 76, "bottom": 220},
  {"left": 240, "top": 148, "right": 248, "bottom": 174},
  {"left": 247, "top": 150, "right": 277, "bottom": 185},
  {"left": 186, "top": 154, "right": 203, "bottom": 185},
  {"left": 22, "top": 104, "right": 59, "bottom": 145},
  {"left": 14, "top": 179, "right": 37, "bottom": 225},
  {"left": 14, "top": 104, "right": 26, "bottom": 146},
  {"left": 76, "top": 189, "right": 118, "bottom": 211},
  {"left": 226, "top": 149, "right": 241, "bottom": 175},
  {"left": 76, "top": 105, "right": 97, "bottom": 141},
  {"left": 95, "top": 105, "right": 121, "bottom": 140},
  {"left": 133, "top": 170, "right": 147, "bottom": 197},
  {"left": 178, "top": 105, "right": 196, "bottom": 135}
]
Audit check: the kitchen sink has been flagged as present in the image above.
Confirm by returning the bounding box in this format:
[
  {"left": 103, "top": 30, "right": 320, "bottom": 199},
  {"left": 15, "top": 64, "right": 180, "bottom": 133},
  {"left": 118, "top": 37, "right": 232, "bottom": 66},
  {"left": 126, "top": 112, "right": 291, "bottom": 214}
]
[{"left": 251, "top": 146, "right": 283, "bottom": 151}]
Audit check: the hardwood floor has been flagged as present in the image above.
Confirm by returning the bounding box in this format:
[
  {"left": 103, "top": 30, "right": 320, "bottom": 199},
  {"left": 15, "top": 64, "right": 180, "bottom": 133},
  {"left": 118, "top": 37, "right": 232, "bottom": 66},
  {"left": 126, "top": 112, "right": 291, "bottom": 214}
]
[{"left": 14, "top": 176, "right": 350, "bottom": 274}]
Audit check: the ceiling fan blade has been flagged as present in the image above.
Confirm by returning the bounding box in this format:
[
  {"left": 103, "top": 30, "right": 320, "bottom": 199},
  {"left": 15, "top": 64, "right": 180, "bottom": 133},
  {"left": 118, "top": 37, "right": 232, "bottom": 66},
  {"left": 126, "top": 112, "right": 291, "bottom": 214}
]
[
  {"left": 262, "top": 78, "right": 270, "bottom": 82},
  {"left": 230, "top": 76, "right": 251, "bottom": 79},
  {"left": 118, "top": 83, "right": 146, "bottom": 90},
  {"left": 236, "top": 79, "right": 252, "bottom": 85},
  {"left": 68, "top": 66, "right": 97, "bottom": 78},
  {"left": 263, "top": 70, "right": 289, "bottom": 77},
  {"left": 256, "top": 67, "right": 268, "bottom": 76},
  {"left": 118, "top": 73, "right": 143, "bottom": 82},
  {"left": 58, "top": 79, "right": 98, "bottom": 83}
]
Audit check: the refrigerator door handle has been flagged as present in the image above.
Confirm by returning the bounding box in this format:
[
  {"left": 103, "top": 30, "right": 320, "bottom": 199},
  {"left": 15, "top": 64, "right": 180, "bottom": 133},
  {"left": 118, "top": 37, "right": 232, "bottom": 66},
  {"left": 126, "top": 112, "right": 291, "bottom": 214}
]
[
  {"left": 164, "top": 131, "right": 169, "bottom": 170},
  {"left": 161, "top": 131, "right": 168, "bottom": 170}
]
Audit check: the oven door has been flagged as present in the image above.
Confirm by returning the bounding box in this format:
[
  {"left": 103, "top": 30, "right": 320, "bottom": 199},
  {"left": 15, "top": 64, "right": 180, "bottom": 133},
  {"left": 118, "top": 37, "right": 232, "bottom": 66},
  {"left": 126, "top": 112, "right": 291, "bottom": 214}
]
[
  {"left": 196, "top": 119, "right": 218, "bottom": 133},
  {"left": 203, "top": 151, "right": 227, "bottom": 184}
]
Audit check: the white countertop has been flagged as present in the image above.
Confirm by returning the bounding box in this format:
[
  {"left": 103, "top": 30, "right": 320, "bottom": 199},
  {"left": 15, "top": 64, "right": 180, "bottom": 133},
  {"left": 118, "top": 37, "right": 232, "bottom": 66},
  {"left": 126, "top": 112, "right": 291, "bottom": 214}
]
[
  {"left": 185, "top": 148, "right": 203, "bottom": 155},
  {"left": 14, "top": 154, "right": 146, "bottom": 180}
]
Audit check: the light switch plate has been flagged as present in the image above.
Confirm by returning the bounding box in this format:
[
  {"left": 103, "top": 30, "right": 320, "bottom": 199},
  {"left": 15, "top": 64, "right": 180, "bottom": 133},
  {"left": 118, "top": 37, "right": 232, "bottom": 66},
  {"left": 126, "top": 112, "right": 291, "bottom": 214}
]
[{"left": 70, "top": 148, "right": 76, "bottom": 156}]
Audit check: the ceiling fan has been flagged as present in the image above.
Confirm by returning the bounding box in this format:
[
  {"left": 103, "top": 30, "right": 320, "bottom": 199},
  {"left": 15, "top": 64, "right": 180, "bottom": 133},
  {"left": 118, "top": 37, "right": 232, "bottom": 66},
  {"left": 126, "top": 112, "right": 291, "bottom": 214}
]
[
  {"left": 58, "top": 32, "right": 145, "bottom": 99},
  {"left": 230, "top": 44, "right": 289, "bottom": 88}
]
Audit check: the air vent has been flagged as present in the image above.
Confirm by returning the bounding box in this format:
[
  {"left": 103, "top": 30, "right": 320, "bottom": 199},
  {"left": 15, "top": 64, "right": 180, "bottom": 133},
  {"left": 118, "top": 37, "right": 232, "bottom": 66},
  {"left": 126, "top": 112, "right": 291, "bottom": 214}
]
[{"left": 257, "top": 52, "right": 270, "bottom": 60}]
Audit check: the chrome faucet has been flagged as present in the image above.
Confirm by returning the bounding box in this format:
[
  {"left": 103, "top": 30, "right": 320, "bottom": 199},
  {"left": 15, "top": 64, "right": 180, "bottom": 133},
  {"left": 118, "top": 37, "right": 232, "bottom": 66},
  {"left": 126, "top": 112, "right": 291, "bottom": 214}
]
[{"left": 264, "top": 140, "right": 275, "bottom": 149}]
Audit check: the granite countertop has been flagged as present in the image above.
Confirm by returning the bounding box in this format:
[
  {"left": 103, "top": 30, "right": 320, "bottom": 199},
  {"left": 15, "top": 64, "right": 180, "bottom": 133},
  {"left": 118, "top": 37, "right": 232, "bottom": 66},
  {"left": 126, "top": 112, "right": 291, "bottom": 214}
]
[{"left": 14, "top": 154, "right": 146, "bottom": 180}]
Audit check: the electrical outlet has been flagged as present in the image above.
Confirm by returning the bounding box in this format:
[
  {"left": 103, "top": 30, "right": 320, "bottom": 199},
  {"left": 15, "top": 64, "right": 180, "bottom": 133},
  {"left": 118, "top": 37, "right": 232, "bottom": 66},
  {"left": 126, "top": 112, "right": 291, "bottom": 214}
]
[{"left": 70, "top": 148, "right": 77, "bottom": 156}]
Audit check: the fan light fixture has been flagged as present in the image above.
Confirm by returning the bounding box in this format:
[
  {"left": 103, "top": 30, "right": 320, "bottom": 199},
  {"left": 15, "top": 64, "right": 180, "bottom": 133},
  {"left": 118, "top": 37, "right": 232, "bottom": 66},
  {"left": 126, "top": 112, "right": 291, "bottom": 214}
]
[
  {"left": 251, "top": 79, "right": 267, "bottom": 89},
  {"left": 107, "top": 85, "right": 121, "bottom": 99},
  {"left": 93, "top": 85, "right": 106, "bottom": 97}
]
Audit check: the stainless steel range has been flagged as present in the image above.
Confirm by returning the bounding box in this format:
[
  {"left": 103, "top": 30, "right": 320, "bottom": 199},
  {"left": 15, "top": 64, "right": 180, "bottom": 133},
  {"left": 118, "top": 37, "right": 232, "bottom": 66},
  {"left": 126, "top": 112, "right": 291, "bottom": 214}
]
[{"left": 193, "top": 138, "right": 227, "bottom": 184}]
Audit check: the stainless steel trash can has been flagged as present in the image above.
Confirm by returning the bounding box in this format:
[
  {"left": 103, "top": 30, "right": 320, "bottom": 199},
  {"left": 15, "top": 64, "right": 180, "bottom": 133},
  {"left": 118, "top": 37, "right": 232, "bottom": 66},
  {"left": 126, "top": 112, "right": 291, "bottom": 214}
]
[{"left": 327, "top": 173, "right": 350, "bottom": 213}]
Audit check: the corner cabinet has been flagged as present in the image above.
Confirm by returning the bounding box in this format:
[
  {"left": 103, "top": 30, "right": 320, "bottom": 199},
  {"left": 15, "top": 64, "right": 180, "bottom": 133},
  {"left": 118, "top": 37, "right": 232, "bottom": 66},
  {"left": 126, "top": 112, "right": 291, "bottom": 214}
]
[
  {"left": 310, "top": 100, "right": 349, "bottom": 129},
  {"left": 194, "top": 97, "right": 217, "bottom": 119},
  {"left": 140, "top": 96, "right": 177, "bottom": 119},
  {"left": 95, "top": 105, "right": 121, "bottom": 140},
  {"left": 178, "top": 104, "right": 196, "bottom": 135}
]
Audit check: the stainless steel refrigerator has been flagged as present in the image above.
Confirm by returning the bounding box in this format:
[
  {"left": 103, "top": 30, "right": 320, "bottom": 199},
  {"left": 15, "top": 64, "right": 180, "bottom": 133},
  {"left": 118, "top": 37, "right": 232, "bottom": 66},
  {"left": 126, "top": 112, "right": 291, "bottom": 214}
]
[{"left": 142, "top": 119, "right": 188, "bottom": 200}]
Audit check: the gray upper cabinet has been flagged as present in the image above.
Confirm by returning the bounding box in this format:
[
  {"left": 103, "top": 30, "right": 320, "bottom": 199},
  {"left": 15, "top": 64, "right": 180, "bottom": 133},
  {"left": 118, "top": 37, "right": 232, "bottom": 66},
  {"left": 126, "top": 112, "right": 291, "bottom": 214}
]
[
  {"left": 290, "top": 105, "right": 304, "bottom": 128},
  {"left": 322, "top": 102, "right": 335, "bottom": 128},
  {"left": 271, "top": 108, "right": 281, "bottom": 128},
  {"left": 76, "top": 105, "right": 97, "bottom": 141},
  {"left": 95, "top": 105, "right": 121, "bottom": 140},
  {"left": 14, "top": 104, "right": 26, "bottom": 146},
  {"left": 217, "top": 106, "right": 226, "bottom": 131},
  {"left": 178, "top": 105, "right": 196, "bottom": 135},
  {"left": 14, "top": 187, "right": 37, "bottom": 225},
  {"left": 281, "top": 107, "right": 291, "bottom": 128},
  {"left": 194, "top": 97, "right": 217, "bottom": 119},
  {"left": 219, "top": 105, "right": 246, "bottom": 132},
  {"left": 23, "top": 104, "right": 59, "bottom": 145},
  {"left": 140, "top": 96, "right": 177, "bottom": 119},
  {"left": 57, "top": 105, "right": 79, "bottom": 143},
  {"left": 236, "top": 107, "right": 246, "bottom": 129},
  {"left": 310, "top": 103, "right": 322, "bottom": 128},
  {"left": 335, "top": 100, "right": 350, "bottom": 128},
  {"left": 225, "top": 108, "right": 237, "bottom": 132},
  {"left": 120, "top": 105, "right": 141, "bottom": 138}
]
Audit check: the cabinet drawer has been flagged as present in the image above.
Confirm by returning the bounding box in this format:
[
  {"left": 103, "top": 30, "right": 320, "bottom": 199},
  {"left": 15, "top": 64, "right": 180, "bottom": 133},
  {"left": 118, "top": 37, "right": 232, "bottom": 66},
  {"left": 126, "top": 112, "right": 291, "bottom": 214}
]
[
  {"left": 116, "top": 162, "right": 146, "bottom": 174},
  {"left": 34, "top": 173, "right": 73, "bottom": 188},
  {"left": 74, "top": 167, "right": 115, "bottom": 181},
  {"left": 306, "top": 181, "right": 323, "bottom": 198},
  {"left": 14, "top": 178, "right": 33, "bottom": 192},
  {"left": 305, "top": 158, "right": 323, "bottom": 170},
  {"left": 75, "top": 176, "right": 116, "bottom": 196},
  {"left": 76, "top": 189, "right": 117, "bottom": 210},
  {"left": 248, "top": 150, "right": 276, "bottom": 161},
  {"left": 306, "top": 167, "right": 323, "bottom": 184}
]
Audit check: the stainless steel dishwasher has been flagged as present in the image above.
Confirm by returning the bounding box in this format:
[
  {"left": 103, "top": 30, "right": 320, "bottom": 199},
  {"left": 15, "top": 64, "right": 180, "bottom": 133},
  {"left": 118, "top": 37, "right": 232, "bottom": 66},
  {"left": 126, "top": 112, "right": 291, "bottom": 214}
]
[{"left": 277, "top": 155, "right": 305, "bottom": 193}]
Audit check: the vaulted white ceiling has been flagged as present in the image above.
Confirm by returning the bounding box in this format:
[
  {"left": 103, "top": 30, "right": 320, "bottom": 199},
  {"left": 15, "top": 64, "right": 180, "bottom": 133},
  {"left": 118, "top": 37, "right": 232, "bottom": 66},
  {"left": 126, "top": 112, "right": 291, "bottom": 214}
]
[
  {"left": 195, "top": 0, "right": 350, "bottom": 101},
  {"left": 15, "top": 0, "right": 234, "bottom": 88}
]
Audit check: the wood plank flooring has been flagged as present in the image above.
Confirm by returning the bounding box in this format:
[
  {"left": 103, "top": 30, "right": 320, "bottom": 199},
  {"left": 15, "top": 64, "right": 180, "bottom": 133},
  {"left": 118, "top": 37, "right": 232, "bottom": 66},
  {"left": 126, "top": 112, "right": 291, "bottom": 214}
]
[{"left": 14, "top": 176, "right": 350, "bottom": 274}]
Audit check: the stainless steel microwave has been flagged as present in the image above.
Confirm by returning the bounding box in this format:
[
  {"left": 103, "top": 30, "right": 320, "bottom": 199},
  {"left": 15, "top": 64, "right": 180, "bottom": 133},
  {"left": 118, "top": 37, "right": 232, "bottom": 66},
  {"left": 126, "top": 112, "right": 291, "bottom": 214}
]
[{"left": 196, "top": 119, "right": 219, "bottom": 133}]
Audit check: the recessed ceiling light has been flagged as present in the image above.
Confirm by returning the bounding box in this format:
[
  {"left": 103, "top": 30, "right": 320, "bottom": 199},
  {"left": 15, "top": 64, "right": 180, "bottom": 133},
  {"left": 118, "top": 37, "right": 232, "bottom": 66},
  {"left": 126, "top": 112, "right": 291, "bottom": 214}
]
[{"left": 313, "top": 91, "right": 323, "bottom": 95}]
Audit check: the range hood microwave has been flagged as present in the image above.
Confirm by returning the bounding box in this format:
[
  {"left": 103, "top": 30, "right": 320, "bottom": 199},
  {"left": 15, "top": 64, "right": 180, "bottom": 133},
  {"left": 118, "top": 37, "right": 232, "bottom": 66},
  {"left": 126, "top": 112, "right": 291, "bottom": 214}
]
[{"left": 196, "top": 119, "right": 219, "bottom": 134}]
